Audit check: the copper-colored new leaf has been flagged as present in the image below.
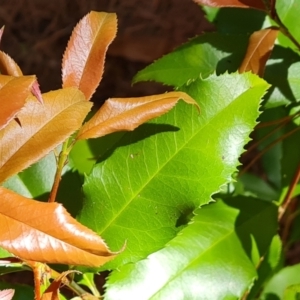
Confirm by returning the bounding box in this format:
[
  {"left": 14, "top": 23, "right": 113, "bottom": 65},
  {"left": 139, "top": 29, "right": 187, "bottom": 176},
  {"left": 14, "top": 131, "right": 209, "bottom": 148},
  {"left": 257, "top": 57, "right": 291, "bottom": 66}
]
[
  {"left": 0, "top": 289, "right": 15, "bottom": 300},
  {"left": 62, "top": 11, "right": 117, "bottom": 101},
  {"left": 239, "top": 27, "right": 279, "bottom": 77},
  {"left": 193, "top": 0, "right": 266, "bottom": 11},
  {"left": 0, "top": 75, "right": 37, "bottom": 130},
  {"left": 76, "top": 91, "right": 199, "bottom": 140},
  {"left": 41, "top": 270, "right": 81, "bottom": 300},
  {"left": 0, "top": 187, "right": 117, "bottom": 267},
  {"left": 0, "top": 87, "right": 92, "bottom": 183},
  {"left": 0, "top": 51, "right": 23, "bottom": 76}
]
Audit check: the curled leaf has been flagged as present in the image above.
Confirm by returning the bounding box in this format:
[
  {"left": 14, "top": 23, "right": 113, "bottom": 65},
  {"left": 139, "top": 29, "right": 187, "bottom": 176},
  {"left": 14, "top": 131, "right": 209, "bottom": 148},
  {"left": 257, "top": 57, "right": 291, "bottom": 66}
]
[
  {"left": 41, "top": 270, "right": 81, "bottom": 300},
  {"left": 239, "top": 27, "right": 279, "bottom": 77},
  {"left": 0, "top": 75, "right": 37, "bottom": 130},
  {"left": 62, "top": 11, "right": 117, "bottom": 100},
  {"left": 193, "top": 0, "right": 267, "bottom": 11},
  {"left": 0, "top": 87, "right": 92, "bottom": 183},
  {"left": 76, "top": 91, "right": 200, "bottom": 140},
  {"left": 0, "top": 187, "right": 117, "bottom": 267}
]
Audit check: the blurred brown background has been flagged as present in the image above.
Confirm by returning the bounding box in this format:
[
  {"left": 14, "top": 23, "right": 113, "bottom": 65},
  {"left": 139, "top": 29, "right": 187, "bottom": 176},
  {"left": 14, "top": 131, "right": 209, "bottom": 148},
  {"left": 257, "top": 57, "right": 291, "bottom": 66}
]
[{"left": 0, "top": 0, "right": 212, "bottom": 104}]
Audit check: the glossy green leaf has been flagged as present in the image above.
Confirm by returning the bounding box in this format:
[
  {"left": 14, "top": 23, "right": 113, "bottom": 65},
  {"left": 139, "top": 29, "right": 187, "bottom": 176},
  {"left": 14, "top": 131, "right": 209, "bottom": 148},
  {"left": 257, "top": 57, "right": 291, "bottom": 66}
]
[
  {"left": 133, "top": 33, "right": 249, "bottom": 87},
  {"left": 275, "top": 0, "right": 300, "bottom": 50},
  {"left": 105, "top": 197, "right": 277, "bottom": 300},
  {"left": 77, "top": 72, "right": 269, "bottom": 271},
  {"left": 261, "top": 264, "right": 300, "bottom": 299}
]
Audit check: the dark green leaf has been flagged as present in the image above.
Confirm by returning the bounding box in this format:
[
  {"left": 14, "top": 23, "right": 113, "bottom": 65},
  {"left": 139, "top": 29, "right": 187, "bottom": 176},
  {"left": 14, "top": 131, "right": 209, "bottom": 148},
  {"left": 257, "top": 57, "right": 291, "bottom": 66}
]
[
  {"left": 0, "top": 282, "right": 33, "bottom": 300},
  {"left": 247, "top": 235, "right": 283, "bottom": 299},
  {"left": 203, "top": 7, "right": 266, "bottom": 34}
]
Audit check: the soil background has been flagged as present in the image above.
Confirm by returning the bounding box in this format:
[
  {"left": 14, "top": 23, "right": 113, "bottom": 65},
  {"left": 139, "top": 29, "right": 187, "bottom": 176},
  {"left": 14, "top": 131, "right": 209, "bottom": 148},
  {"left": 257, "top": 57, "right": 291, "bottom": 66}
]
[
  {"left": 0, "top": 0, "right": 213, "bottom": 105},
  {"left": 0, "top": 0, "right": 213, "bottom": 295}
]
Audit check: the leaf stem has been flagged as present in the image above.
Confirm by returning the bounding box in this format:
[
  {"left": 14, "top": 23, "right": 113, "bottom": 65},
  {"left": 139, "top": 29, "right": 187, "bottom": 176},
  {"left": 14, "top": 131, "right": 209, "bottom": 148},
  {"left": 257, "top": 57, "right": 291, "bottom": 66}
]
[
  {"left": 48, "top": 138, "right": 72, "bottom": 203},
  {"left": 49, "top": 268, "right": 90, "bottom": 296},
  {"left": 278, "top": 162, "right": 300, "bottom": 220},
  {"left": 240, "top": 127, "right": 300, "bottom": 175},
  {"left": 256, "top": 111, "right": 300, "bottom": 129}
]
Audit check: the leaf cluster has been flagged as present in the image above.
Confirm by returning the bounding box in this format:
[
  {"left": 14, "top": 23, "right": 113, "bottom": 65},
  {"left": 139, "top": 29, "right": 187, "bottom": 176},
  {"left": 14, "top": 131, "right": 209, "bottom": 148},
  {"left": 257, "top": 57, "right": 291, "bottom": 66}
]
[{"left": 1, "top": 0, "right": 300, "bottom": 299}]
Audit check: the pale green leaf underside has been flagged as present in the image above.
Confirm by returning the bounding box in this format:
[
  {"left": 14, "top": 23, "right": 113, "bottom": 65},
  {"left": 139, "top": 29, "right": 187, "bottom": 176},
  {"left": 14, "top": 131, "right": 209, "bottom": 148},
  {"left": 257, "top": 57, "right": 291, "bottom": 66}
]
[
  {"left": 105, "top": 197, "right": 277, "bottom": 300},
  {"left": 78, "top": 72, "right": 269, "bottom": 271}
]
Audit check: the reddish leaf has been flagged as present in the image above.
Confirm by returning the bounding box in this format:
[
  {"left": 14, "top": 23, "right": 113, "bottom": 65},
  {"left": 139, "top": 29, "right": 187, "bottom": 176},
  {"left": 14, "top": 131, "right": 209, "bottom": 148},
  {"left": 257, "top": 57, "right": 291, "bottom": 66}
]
[
  {"left": 0, "top": 75, "right": 37, "bottom": 130},
  {"left": 76, "top": 91, "right": 200, "bottom": 140},
  {"left": 0, "top": 289, "right": 14, "bottom": 300},
  {"left": 62, "top": 11, "right": 117, "bottom": 101},
  {"left": 0, "top": 51, "right": 23, "bottom": 76},
  {"left": 0, "top": 187, "right": 117, "bottom": 266},
  {"left": 239, "top": 27, "right": 279, "bottom": 77},
  {"left": 41, "top": 270, "right": 81, "bottom": 300},
  {"left": 0, "top": 87, "right": 92, "bottom": 183},
  {"left": 193, "top": 0, "right": 267, "bottom": 11}
]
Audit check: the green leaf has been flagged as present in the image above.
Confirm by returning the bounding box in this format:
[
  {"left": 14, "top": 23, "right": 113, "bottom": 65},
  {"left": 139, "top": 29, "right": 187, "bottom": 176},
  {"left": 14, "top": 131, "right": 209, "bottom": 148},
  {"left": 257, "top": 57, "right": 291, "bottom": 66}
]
[
  {"left": 275, "top": 0, "right": 300, "bottom": 50},
  {"left": 204, "top": 7, "right": 266, "bottom": 34},
  {"left": 280, "top": 123, "right": 300, "bottom": 203},
  {"left": 254, "top": 107, "right": 287, "bottom": 191},
  {"left": 77, "top": 273, "right": 100, "bottom": 297},
  {"left": 262, "top": 264, "right": 300, "bottom": 299},
  {"left": 0, "top": 262, "right": 28, "bottom": 275},
  {"left": 264, "top": 46, "right": 300, "bottom": 108},
  {"left": 288, "top": 62, "right": 300, "bottom": 102},
  {"left": 238, "top": 173, "right": 279, "bottom": 201},
  {"left": 247, "top": 235, "right": 283, "bottom": 299},
  {"left": 0, "top": 282, "right": 33, "bottom": 300},
  {"left": 133, "top": 33, "right": 249, "bottom": 87},
  {"left": 104, "top": 197, "right": 277, "bottom": 300},
  {"left": 284, "top": 284, "right": 300, "bottom": 300},
  {"left": 1, "top": 152, "right": 56, "bottom": 199},
  {"left": 77, "top": 72, "right": 269, "bottom": 271},
  {"left": 70, "top": 132, "right": 127, "bottom": 176},
  {"left": 0, "top": 247, "right": 12, "bottom": 258}
]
